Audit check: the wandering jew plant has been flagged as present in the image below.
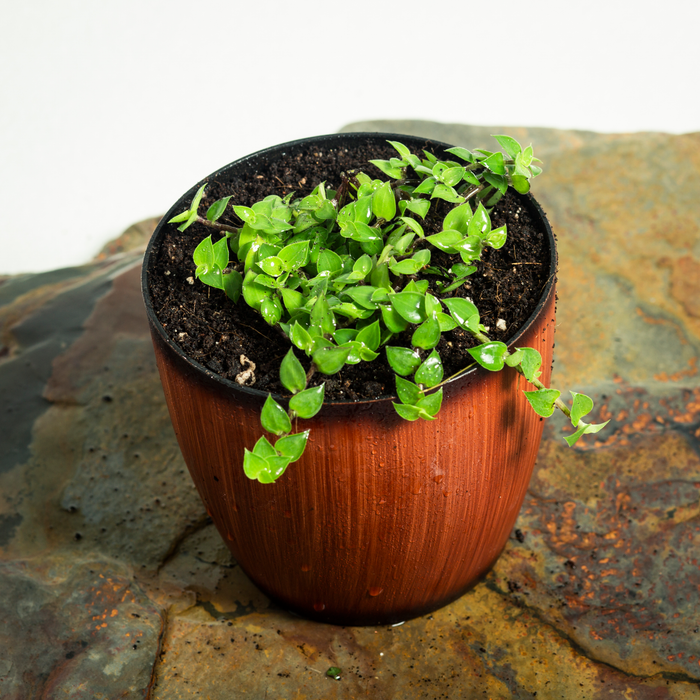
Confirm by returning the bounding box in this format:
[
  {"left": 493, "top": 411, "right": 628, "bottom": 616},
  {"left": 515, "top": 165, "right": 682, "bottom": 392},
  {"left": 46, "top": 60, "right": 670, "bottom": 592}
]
[{"left": 170, "top": 135, "right": 608, "bottom": 483}]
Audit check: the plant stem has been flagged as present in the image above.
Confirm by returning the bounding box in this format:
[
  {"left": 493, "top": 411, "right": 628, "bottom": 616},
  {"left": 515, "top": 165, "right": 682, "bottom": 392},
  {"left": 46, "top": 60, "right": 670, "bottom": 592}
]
[{"left": 196, "top": 216, "right": 239, "bottom": 234}]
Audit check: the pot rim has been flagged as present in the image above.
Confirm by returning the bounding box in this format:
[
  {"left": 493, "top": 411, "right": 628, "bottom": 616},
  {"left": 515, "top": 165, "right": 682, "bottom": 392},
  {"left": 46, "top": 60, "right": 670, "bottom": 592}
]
[{"left": 142, "top": 132, "right": 557, "bottom": 406}]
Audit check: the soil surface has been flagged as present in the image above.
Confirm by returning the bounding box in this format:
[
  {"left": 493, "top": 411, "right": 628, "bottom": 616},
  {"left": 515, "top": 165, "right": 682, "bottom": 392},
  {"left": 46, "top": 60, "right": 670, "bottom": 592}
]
[{"left": 148, "top": 138, "right": 553, "bottom": 401}]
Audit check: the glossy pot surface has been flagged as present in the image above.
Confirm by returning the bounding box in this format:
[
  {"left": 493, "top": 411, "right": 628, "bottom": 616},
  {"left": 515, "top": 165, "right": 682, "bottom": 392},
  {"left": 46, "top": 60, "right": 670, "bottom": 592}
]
[{"left": 143, "top": 133, "right": 557, "bottom": 625}]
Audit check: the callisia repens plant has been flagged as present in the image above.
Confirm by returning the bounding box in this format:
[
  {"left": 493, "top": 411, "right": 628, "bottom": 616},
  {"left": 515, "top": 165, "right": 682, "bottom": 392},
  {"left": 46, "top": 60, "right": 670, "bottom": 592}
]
[{"left": 169, "top": 135, "right": 608, "bottom": 483}]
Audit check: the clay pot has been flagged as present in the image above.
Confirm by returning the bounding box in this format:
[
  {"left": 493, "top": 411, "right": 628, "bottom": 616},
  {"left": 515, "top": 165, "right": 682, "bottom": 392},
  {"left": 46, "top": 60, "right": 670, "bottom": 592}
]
[{"left": 142, "top": 133, "right": 557, "bottom": 625}]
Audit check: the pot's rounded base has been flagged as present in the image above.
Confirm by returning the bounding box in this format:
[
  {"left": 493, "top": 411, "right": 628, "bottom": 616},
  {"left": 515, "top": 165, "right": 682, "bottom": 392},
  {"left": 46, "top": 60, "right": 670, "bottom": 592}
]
[{"left": 273, "top": 564, "right": 492, "bottom": 627}]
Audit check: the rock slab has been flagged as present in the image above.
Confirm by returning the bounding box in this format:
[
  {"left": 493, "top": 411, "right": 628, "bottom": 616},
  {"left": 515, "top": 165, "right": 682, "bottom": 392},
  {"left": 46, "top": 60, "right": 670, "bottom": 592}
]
[{"left": 1, "top": 123, "right": 699, "bottom": 698}]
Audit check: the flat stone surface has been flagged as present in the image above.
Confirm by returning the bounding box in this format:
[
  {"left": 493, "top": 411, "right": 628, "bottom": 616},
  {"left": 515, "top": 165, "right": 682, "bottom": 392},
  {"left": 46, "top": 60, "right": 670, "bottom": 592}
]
[{"left": 1, "top": 122, "right": 700, "bottom": 698}]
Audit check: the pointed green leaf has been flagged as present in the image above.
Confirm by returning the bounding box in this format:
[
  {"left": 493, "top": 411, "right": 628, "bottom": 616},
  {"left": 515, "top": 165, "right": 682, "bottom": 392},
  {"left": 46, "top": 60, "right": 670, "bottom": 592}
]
[
  {"left": 290, "top": 321, "right": 314, "bottom": 353},
  {"left": 243, "top": 448, "right": 269, "bottom": 480},
  {"left": 260, "top": 455, "right": 291, "bottom": 482},
  {"left": 513, "top": 347, "right": 542, "bottom": 382},
  {"left": 487, "top": 226, "right": 507, "bottom": 249},
  {"left": 523, "top": 388, "right": 561, "bottom": 417},
  {"left": 481, "top": 151, "right": 506, "bottom": 175},
  {"left": 233, "top": 205, "right": 256, "bottom": 225},
  {"left": 445, "top": 147, "right": 474, "bottom": 163},
  {"left": 261, "top": 394, "right": 292, "bottom": 436},
  {"left": 289, "top": 384, "right": 325, "bottom": 418},
  {"left": 414, "top": 349, "right": 443, "bottom": 388},
  {"left": 570, "top": 391, "right": 594, "bottom": 427},
  {"left": 369, "top": 159, "right": 404, "bottom": 179},
  {"left": 442, "top": 202, "right": 473, "bottom": 235},
  {"left": 252, "top": 435, "right": 277, "bottom": 459},
  {"left": 492, "top": 134, "right": 522, "bottom": 159},
  {"left": 563, "top": 420, "right": 610, "bottom": 447},
  {"left": 280, "top": 348, "right": 306, "bottom": 394},
  {"left": 426, "top": 229, "right": 464, "bottom": 253},
  {"left": 312, "top": 346, "right": 351, "bottom": 375},
  {"left": 206, "top": 196, "right": 232, "bottom": 222},
  {"left": 405, "top": 198, "right": 430, "bottom": 219},
  {"left": 390, "top": 292, "right": 426, "bottom": 324},
  {"left": 411, "top": 315, "right": 441, "bottom": 349},
  {"left": 415, "top": 387, "right": 443, "bottom": 416},
  {"left": 468, "top": 342, "right": 508, "bottom": 371},
  {"left": 380, "top": 304, "right": 409, "bottom": 333},
  {"left": 275, "top": 430, "right": 310, "bottom": 461},
  {"left": 442, "top": 297, "right": 479, "bottom": 329},
  {"left": 393, "top": 402, "right": 422, "bottom": 421},
  {"left": 372, "top": 181, "right": 396, "bottom": 221},
  {"left": 355, "top": 320, "right": 381, "bottom": 352},
  {"left": 260, "top": 296, "right": 283, "bottom": 326},
  {"left": 395, "top": 376, "right": 424, "bottom": 406},
  {"left": 386, "top": 346, "right": 421, "bottom": 376},
  {"left": 431, "top": 184, "right": 465, "bottom": 203},
  {"left": 223, "top": 270, "right": 242, "bottom": 303},
  {"left": 468, "top": 203, "right": 491, "bottom": 239}
]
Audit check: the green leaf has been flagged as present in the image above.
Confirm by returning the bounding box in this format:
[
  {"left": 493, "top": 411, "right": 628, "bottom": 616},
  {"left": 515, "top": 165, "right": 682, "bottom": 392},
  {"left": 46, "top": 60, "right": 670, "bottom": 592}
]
[
  {"left": 392, "top": 402, "right": 422, "bottom": 421},
  {"left": 259, "top": 256, "right": 285, "bottom": 277},
  {"left": 563, "top": 420, "right": 610, "bottom": 447},
  {"left": 242, "top": 272, "right": 272, "bottom": 311},
  {"left": 426, "top": 229, "right": 464, "bottom": 253},
  {"left": 487, "top": 226, "right": 507, "bottom": 249},
  {"left": 395, "top": 376, "right": 424, "bottom": 405},
  {"left": 570, "top": 391, "right": 594, "bottom": 427},
  {"left": 260, "top": 296, "right": 283, "bottom": 325},
  {"left": 510, "top": 175, "right": 530, "bottom": 194},
  {"left": 312, "top": 345, "right": 351, "bottom": 375},
  {"left": 243, "top": 449, "right": 270, "bottom": 481},
  {"left": 405, "top": 199, "right": 430, "bottom": 218},
  {"left": 415, "top": 387, "right": 443, "bottom": 416},
  {"left": 388, "top": 140, "right": 411, "bottom": 158},
  {"left": 260, "top": 455, "right": 292, "bottom": 482},
  {"left": 252, "top": 435, "right": 277, "bottom": 459},
  {"left": 492, "top": 134, "right": 522, "bottom": 159},
  {"left": 261, "top": 394, "right": 292, "bottom": 436},
  {"left": 280, "top": 348, "right": 306, "bottom": 394},
  {"left": 400, "top": 216, "right": 425, "bottom": 238},
  {"left": 442, "top": 202, "right": 473, "bottom": 235},
  {"left": 411, "top": 315, "right": 441, "bottom": 349},
  {"left": 390, "top": 258, "right": 423, "bottom": 276},
  {"left": 442, "top": 297, "right": 479, "bottom": 330},
  {"left": 223, "top": 270, "right": 242, "bottom": 302},
  {"left": 317, "top": 248, "right": 343, "bottom": 275},
  {"left": 206, "top": 196, "right": 232, "bottom": 222},
  {"left": 353, "top": 254, "right": 373, "bottom": 278},
  {"left": 481, "top": 151, "right": 506, "bottom": 175},
  {"left": 523, "top": 388, "right": 561, "bottom": 417},
  {"left": 468, "top": 203, "right": 491, "bottom": 239},
  {"left": 386, "top": 346, "right": 421, "bottom": 376},
  {"left": 355, "top": 320, "right": 381, "bottom": 352},
  {"left": 278, "top": 241, "right": 310, "bottom": 271},
  {"left": 437, "top": 312, "right": 458, "bottom": 331},
  {"left": 514, "top": 347, "right": 542, "bottom": 382},
  {"left": 289, "top": 384, "right": 325, "bottom": 418},
  {"left": 233, "top": 205, "right": 256, "bottom": 225},
  {"left": 431, "top": 184, "right": 465, "bottom": 203},
  {"left": 380, "top": 304, "right": 409, "bottom": 333},
  {"left": 484, "top": 172, "right": 508, "bottom": 195},
  {"left": 372, "top": 181, "right": 396, "bottom": 221},
  {"left": 290, "top": 321, "right": 314, "bottom": 353},
  {"left": 445, "top": 146, "right": 474, "bottom": 163},
  {"left": 369, "top": 159, "right": 403, "bottom": 179},
  {"left": 468, "top": 342, "right": 508, "bottom": 371},
  {"left": 281, "top": 287, "right": 305, "bottom": 313},
  {"left": 390, "top": 292, "right": 426, "bottom": 324},
  {"left": 343, "top": 285, "right": 379, "bottom": 310},
  {"left": 412, "top": 177, "right": 436, "bottom": 195},
  {"left": 441, "top": 166, "right": 465, "bottom": 187},
  {"left": 275, "top": 430, "right": 310, "bottom": 461},
  {"left": 414, "top": 349, "right": 443, "bottom": 388}
]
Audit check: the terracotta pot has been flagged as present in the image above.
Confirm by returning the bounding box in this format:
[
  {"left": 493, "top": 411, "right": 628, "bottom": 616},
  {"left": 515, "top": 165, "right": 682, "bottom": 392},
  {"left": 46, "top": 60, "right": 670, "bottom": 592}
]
[{"left": 142, "top": 133, "right": 557, "bottom": 625}]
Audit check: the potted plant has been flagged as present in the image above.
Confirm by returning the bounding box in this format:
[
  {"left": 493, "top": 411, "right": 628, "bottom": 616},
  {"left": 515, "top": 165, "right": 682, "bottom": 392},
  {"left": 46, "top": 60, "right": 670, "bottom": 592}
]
[{"left": 142, "top": 132, "right": 606, "bottom": 625}]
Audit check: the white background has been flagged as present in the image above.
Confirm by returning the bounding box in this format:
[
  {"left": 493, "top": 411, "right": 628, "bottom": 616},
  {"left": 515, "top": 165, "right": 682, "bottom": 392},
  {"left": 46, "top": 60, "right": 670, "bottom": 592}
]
[{"left": 2, "top": 0, "right": 699, "bottom": 275}]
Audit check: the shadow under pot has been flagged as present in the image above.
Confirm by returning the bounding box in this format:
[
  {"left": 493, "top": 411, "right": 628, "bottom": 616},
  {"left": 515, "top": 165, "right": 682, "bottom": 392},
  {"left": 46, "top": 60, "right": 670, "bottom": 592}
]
[{"left": 142, "top": 132, "right": 557, "bottom": 626}]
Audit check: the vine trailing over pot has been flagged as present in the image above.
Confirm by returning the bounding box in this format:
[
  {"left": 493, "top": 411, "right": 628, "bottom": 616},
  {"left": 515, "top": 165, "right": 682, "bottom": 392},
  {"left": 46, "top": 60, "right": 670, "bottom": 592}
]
[{"left": 169, "top": 135, "right": 608, "bottom": 483}]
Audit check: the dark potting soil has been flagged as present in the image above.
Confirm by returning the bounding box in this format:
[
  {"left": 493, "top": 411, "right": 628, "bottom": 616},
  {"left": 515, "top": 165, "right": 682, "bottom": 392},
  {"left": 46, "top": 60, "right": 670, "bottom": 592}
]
[{"left": 148, "top": 138, "right": 553, "bottom": 402}]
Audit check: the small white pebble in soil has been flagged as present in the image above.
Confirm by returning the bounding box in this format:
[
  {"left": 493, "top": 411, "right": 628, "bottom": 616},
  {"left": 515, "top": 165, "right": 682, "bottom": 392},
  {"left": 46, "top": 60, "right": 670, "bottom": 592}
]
[
  {"left": 186, "top": 276, "right": 194, "bottom": 285},
  {"left": 496, "top": 318, "right": 507, "bottom": 331},
  {"left": 482, "top": 326, "right": 490, "bottom": 332}
]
